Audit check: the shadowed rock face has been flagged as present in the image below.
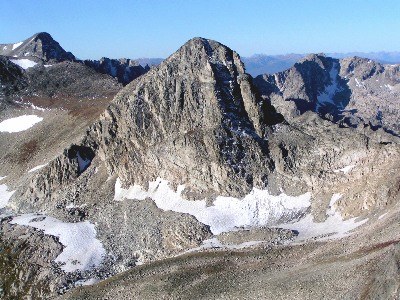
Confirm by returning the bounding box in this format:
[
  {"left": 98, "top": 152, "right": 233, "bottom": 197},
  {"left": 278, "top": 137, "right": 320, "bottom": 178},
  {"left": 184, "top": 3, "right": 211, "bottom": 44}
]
[
  {"left": 0, "top": 32, "right": 75, "bottom": 62},
  {"left": 84, "top": 58, "right": 149, "bottom": 85},
  {"left": 0, "top": 56, "right": 26, "bottom": 110},
  {"left": 83, "top": 37, "right": 284, "bottom": 197}
]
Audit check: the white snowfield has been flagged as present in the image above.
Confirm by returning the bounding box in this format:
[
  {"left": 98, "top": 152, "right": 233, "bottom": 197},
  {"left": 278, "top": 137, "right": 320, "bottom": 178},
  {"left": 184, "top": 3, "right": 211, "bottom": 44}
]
[
  {"left": 115, "top": 178, "right": 367, "bottom": 241},
  {"left": 28, "top": 164, "right": 48, "bottom": 173},
  {"left": 0, "top": 176, "right": 6, "bottom": 181},
  {"left": 10, "top": 58, "right": 37, "bottom": 69},
  {"left": 0, "top": 184, "right": 15, "bottom": 209},
  {"left": 0, "top": 115, "right": 43, "bottom": 133},
  {"left": 10, "top": 214, "right": 106, "bottom": 272},
  {"left": 115, "top": 177, "right": 311, "bottom": 234}
]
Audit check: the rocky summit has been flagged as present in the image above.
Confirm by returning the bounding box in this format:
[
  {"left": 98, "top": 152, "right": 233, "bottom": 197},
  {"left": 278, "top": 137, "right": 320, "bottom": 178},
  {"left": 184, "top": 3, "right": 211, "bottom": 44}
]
[
  {"left": 0, "top": 33, "right": 399, "bottom": 300},
  {"left": 0, "top": 32, "right": 76, "bottom": 62}
]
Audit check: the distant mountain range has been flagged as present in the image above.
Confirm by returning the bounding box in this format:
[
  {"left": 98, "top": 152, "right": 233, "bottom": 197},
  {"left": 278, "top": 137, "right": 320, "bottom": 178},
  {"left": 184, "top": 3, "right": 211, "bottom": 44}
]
[{"left": 242, "top": 52, "right": 400, "bottom": 76}]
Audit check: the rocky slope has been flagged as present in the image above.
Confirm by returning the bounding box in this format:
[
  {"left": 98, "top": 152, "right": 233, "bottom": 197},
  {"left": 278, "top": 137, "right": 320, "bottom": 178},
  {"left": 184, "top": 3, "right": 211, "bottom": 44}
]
[{"left": 0, "top": 36, "right": 399, "bottom": 299}]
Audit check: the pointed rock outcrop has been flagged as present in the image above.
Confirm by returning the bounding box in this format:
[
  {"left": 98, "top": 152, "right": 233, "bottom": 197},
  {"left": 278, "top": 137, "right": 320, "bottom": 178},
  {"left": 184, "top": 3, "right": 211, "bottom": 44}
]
[{"left": 78, "top": 37, "right": 284, "bottom": 197}]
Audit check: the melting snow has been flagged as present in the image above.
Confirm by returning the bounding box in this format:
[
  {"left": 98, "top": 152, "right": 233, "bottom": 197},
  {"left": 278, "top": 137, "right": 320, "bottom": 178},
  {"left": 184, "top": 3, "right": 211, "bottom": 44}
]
[
  {"left": 278, "top": 194, "right": 368, "bottom": 241},
  {"left": 0, "top": 115, "right": 43, "bottom": 133},
  {"left": 10, "top": 58, "right": 37, "bottom": 69},
  {"left": 28, "top": 164, "right": 48, "bottom": 173},
  {"left": 334, "top": 165, "right": 355, "bottom": 174},
  {"left": 115, "top": 179, "right": 368, "bottom": 242},
  {"left": 0, "top": 184, "right": 15, "bottom": 209},
  {"left": 10, "top": 214, "right": 106, "bottom": 272},
  {"left": 114, "top": 177, "right": 311, "bottom": 234},
  {"left": 12, "top": 41, "right": 23, "bottom": 50}
]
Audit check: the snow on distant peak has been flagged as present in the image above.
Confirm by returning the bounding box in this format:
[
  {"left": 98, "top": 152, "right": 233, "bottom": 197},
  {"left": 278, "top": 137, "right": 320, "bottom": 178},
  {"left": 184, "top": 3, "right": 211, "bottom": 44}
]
[
  {"left": 12, "top": 41, "right": 23, "bottom": 50},
  {"left": 10, "top": 214, "right": 106, "bottom": 272},
  {"left": 316, "top": 62, "right": 341, "bottom": 111},
  {"left": 115, "top": 177, "right": 311, "bottom": 234},
  {"left": 0, "top": 115, "right": 43, "bottom": 133},
  {"left": 10, "top": 58, "right": 37, "bottom": 69}
]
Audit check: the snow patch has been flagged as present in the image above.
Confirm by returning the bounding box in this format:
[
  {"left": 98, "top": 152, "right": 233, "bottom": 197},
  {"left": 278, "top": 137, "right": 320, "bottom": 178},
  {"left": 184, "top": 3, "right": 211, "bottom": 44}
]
[
  {"left": 334, "top": 165, "right": 355, "bottom": 174},
  {"left": 384, "top": 84, "right": 394, "bottom": 91},
  {"left": 0, "top": 176, "right": 6, "bottom": 181},
  {"left": 316, "top": 62, "right": 341, "bottom": 110},
  {"left": 0, "top": 115, "right": 43, "bottom": 133},
  {"left": 31, "top": 104, "right": 46, "bottom": 111},
  {"left": 378, "top": 212, "right": 387, "bottom": 220},
  {"left": 279, "top": 193, "right": 367, "bottom": 241},
  {"left": 10, "top": 214, "right": 106, "bottom": 272},
  {"left": 10, "top": 58, "right": 37, "bottom": 69},
  {"left": 12, "top": 41, "right": 23, "bottom": 50},
  {"left": 0, "top": 184, "right": 15, "bottom": 209},
  {"left": 28, "top": 164, "right": 48, "bottom": 173},
  {"left": 186, "top": 237, "right": 264, "bottom": 253},
  {"left": 114, "top": 178, "right": 311, "bottom": 234},
  {"left": 354, "top": 78, "right": 365, "bottom": 88}
]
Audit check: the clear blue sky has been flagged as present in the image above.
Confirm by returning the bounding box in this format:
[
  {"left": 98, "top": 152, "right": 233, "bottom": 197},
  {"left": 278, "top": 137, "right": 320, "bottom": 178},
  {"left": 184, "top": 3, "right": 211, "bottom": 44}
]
[{"left": 1, "top": 0, "right": 399, "bottom": 59}]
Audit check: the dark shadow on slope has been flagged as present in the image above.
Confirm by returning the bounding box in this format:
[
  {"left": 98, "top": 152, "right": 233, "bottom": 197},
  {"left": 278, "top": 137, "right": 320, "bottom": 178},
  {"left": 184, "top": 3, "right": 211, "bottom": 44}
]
[{"left": 67, "top": 145, "right": 95, "bottom": 174}]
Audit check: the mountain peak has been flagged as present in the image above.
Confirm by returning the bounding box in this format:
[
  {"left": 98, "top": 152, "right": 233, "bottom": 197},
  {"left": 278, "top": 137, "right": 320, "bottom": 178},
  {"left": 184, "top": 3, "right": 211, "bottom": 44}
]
[
  {"left": 0, "top": 32, "right": 75, "bottom": 62},
  {"left": 33, "top": 32, "right": 53, "bottom": 39}
]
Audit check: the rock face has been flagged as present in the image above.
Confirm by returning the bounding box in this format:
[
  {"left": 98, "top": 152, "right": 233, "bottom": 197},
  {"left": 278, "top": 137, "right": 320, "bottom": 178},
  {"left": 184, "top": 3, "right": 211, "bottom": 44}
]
[
  {"left": 254, "top": 54, "right": 400, "bottom": 136},
  {"left": 19, "top": 38, "right": 400, "bottom": 217},
  {"left": 3, "top": 36, "right": 400, "bottom": 299},
  {"left": 0, "top": 56, "right": 26, "bottom": 110},
  {"left": 0, "top": 218, "right": 64, "bottom": 299},
  {"left": 84, "top": 57, "right": 149, "bottom": 85},
  {"left": 0, "top": 32, "right": 75, "bottom": 62},
  {"left": 83, "top": 37, "right": 283, "bottom": 197}
]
